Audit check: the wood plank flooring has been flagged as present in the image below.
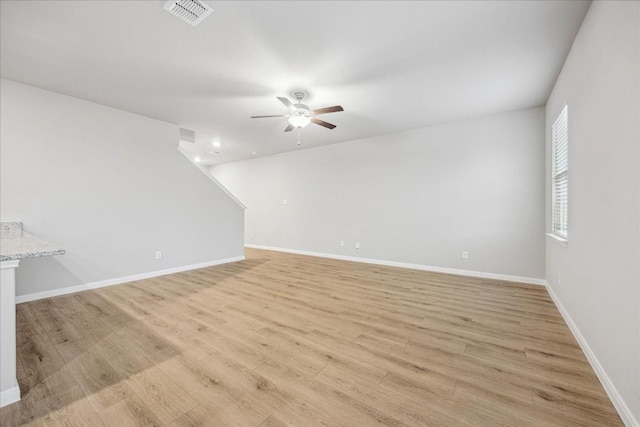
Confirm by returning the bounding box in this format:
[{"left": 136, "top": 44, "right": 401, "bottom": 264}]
[{"left": 0, "top": 248, "right": 623, "bottom": 426}]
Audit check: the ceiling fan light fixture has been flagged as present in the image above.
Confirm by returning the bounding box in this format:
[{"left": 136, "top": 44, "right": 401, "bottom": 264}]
[
  {"left": 288, "top": 115, "right": 311, "bottom": 128},
  {"left": 251, "top": 92, "right": 342, "bottom": 135}
]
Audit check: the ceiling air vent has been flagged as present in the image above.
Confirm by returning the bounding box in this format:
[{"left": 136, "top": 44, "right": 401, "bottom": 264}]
[{"left": 163, "top": 0, "right": 213, "bottom": 27}]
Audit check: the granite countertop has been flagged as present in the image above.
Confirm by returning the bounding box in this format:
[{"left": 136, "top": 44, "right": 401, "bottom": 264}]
[{"left": 0, "top": 222, "right": 66, "bottom": 261}]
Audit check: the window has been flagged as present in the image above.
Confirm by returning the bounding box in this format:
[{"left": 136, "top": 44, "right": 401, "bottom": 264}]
[{"left": 551, "top": 105, "right": 568, "bottom": 240}]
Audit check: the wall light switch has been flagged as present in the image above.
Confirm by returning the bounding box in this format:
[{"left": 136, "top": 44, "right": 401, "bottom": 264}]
[{"left": 355, "top": 242, "right": 360, "bottom": 249}]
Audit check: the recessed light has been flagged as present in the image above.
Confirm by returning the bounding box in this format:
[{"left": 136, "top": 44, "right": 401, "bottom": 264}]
[
  {"left": 251, "top": 151, "right": 257, "bottom": 155},
  {"left": 212, "top": 140, "right": 222, "bottom": 148},
  {"left": 194, "top": 156, "right": 201, "bottom": 163}
]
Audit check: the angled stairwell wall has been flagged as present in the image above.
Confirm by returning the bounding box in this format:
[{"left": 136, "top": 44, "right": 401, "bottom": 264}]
[{"left": 0, "top": 79, "right": 245, "bottom": 300}]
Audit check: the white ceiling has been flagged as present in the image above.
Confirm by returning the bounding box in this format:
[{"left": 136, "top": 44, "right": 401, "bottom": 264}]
[{"left": 0, "top": 0, "right": 589, "bottom": 165}]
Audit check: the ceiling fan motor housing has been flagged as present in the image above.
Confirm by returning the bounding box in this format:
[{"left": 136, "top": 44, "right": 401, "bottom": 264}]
[
  {"left": 290, "top": 91, "right": 311, "bottom": 115},
  {"left": 292, "top": 104, "right": 311, "bottom": 115}
]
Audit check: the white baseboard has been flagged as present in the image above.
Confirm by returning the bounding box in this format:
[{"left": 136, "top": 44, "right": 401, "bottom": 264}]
[
  {"left": 545, "top": 283, "right": 639, "bottom": 427},
  {"left": 0, "top": 385, "right": 20, "bottom": 408},
  {"left": 15, "top": 255, "right": 245, "bottom": 304},
  {"left": 244, "top": 244, "right": 546, "bottom": 286}
]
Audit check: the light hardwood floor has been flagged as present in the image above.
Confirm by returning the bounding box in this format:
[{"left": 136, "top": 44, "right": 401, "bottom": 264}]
[{"left": 0, "top": 248, "right": 623, "bottom": 426}]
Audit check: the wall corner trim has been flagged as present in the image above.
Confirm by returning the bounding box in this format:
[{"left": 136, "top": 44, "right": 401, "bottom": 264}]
[
  {"left": 15, "top": 255, "right": 245, "bottom": 304},
  {"left": 177, "top": 145, "right": 247, "bottom": 209},
  {"left": 545, "top": 283, "right": 639, "bottom": 427},
  {"left": 245, "top": 244, "right": 546, "bottom": 286}
]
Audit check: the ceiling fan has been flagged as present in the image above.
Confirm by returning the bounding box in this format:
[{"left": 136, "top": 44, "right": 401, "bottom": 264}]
[{"left": 251, "top": 91, "right": 343, "bottom": 132}]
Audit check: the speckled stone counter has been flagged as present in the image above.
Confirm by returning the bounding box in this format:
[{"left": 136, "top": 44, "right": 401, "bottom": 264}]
[
  {"left": 0, "top": 222, "right": 65, "bottom": 407},
  {"left": 1, "top": 222, "right": 65, "bottom": 261}
]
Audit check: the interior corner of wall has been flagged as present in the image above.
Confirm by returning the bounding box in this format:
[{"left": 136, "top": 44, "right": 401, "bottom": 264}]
[{"left": 176, "top": 145, "right": 247, "bottom": 210}]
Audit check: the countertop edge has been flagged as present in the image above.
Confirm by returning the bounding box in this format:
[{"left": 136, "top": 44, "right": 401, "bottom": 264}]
[{"left": 0, "top": 248, "right": 66, "bottom": 262}]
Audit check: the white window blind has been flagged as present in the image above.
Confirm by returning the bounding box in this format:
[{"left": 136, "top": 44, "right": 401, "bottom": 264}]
[{"left": 552, "top": 105, "right": 568, "bottom": 239}]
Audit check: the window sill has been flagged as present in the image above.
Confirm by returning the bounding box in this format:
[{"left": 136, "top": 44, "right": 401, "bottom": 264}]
[{"left": 546, "top": 233, "right": 568, "bottom": 247}]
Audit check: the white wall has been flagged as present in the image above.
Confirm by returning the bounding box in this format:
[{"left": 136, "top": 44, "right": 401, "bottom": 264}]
[
  {"left": 0, "top": 79, "right": 245, "bottom": 298},
  {"left": 212, "top": 107, "right": 545, "bottom": 280},
  {"left": 544, "top": 1, "right": 639, "bottom": 425}
]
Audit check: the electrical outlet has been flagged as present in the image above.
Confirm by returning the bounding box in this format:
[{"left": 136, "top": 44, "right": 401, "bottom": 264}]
[
  {"left": 249, "top": 233, "right": 254, "bottom": 239},
  {"left": 355, "top": 242, "right": 360, "bottom": 249},
  {"left": 339, "top": 240, "right": 345, "bottom": 247},
  {"left": 155, "top": 251, "right": 162, "bottom": 259},
  {"left": 462, "top": 251, "right": 469, "bottom": 259},
  {"left": 282, "top": 199, "right": 288, "bottom": 205}
]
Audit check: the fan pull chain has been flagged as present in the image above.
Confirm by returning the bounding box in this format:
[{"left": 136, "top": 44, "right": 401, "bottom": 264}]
[{"left": 297, "top": 128, "right": 301, "bottom": 146}]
